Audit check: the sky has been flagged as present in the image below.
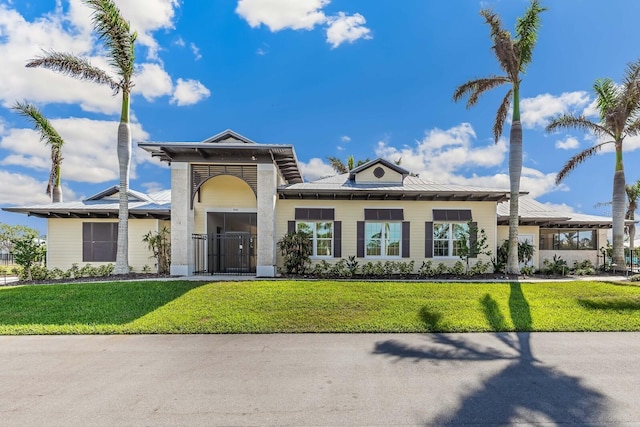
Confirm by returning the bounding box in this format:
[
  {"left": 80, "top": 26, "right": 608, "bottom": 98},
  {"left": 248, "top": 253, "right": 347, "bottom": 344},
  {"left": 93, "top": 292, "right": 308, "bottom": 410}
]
[{"left": 1, "top": 0, "right": 639, "bottom": 234}]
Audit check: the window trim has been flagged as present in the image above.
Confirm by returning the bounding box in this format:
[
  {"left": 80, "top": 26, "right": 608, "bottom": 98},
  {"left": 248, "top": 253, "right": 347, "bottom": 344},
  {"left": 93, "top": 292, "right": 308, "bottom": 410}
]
[
  {"left": 364, "top": 221, "right": 402, "bottom": 258},
  {"left": 433, "top": 222, "right": 468, "bottom": 258},
  {"left": 296, "top": 221, "right": 334, "bottom": 258}
]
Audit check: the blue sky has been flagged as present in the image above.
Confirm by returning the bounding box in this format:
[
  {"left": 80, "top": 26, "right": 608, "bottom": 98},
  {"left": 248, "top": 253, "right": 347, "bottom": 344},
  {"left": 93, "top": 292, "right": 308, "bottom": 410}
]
[{"left": 1, "top": 0, "right": 639, "bottom": 233}]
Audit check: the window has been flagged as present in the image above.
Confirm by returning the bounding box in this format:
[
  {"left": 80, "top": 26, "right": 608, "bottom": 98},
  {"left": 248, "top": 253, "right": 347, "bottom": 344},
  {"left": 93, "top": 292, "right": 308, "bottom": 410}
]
[
  {"left": 365, "top": 222, "right": 401, "bottom": 257},
  {"left": 297, "top": 221, "right": 333, "bottom": 257},
  {"left": 83, "top": 222, "right": 117, "bottom": 262},
  {"left": 433, "top": 222, "right": 468, "bottom": 257},
  {"left": 539, "top": 229, "right": 596, "bottom": 250}
]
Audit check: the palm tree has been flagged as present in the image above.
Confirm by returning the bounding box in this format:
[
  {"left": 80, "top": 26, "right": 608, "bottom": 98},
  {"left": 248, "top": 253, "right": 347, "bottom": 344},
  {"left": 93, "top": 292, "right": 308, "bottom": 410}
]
[
  {"left": 327, "top": 155, "right": 370, "bottom": 174},
  {"left": 546, "top": 61, "right": 640, "bottom": 267},
  {"left": 453, "top": 0, "right": 546, "bottom": 274},
  {"left": 26, "top": 0, "right": 137, "bottom": 274},
  {"left": 625, "top": 180, "right": 640, "bottom": 267},
  {"left": 12, "top": 101, "right": 65, "bottom": 203}
]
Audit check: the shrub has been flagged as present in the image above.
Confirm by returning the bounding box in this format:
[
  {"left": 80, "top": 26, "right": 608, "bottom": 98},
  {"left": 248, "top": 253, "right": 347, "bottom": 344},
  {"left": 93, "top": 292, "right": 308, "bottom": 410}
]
[
  {"left": 277, "top": 230, "right": 312, "bottom": 275},
  {"left": 346, "top": 256, "right": 359, "bottom": 277},
  {"left": 142, "top": 226, "right": 171, "bottom": 274},
  {"left": 448, "top": 261, "right": 465, "bottom": 275},
  {"left": 329, "top": 259, "right": 348, "bottom": 278},
  {"left": 435, "top": 262, "right": 448, "bottom": 275},
  {"left": 469, "top": 260, "right": 491, "bottom": 276},
  {"left": 398, "top": 261, "right": 415, "bottom": 277},
  {"left": 312, "top": 260, "right": 331, "bottom": 278},
  {"left": 521, "top": 265, "right": 536, "bottom": 276},
  {"left": 418, "top": 260, "right": 434, "bottom": 278},
  {"left": 542, "top": 255, "right": 568, "bottom": 275}
]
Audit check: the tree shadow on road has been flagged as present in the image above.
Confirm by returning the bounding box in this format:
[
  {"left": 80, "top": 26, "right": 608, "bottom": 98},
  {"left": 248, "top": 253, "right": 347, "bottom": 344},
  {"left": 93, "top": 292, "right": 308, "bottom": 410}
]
[{"left": 373, "top": 283, "right": 609, "bottom": 425}]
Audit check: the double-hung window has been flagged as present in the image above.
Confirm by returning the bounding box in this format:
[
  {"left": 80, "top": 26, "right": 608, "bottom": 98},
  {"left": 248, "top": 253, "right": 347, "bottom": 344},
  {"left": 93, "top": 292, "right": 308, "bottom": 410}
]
[
  {"left": 297, "top": 221, "right": 333, "bottom": 257},
  {"left": 365, "top": 222, "right": 401, "bottom": 257},
  {"left": 433, "top": 222, "right": 468, "bottom": 257}
]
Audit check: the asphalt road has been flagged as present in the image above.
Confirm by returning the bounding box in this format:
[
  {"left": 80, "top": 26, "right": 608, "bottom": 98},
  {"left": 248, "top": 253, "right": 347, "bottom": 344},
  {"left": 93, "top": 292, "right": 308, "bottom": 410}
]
[{"left": 1, "top": 333, "right": 639, "bottom": 426}]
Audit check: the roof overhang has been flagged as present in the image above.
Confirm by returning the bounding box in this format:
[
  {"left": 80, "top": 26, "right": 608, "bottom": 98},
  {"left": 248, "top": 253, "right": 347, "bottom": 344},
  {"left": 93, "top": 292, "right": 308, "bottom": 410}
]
[
  {"left": 497, "top": 215, "right": 613, "bottom": 229},
  {"left": 279, "top": 189, "right": 509, "bottom": 202},
  {"left": 2, "top": 207, "right": 170, "bottom": 220},
  {"left": 138, "top": 142, "right": 303, "bottom": 184}
]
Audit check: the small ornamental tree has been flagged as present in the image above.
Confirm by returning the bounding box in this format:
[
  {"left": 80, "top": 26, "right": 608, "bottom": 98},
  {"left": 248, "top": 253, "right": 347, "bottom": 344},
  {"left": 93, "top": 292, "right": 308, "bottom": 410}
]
[
  {"left": 142, "top": 226, "right": 171, "bottom": 274},
  {"left": 457, "top": 220, "right": 491, "bottom": 274},
  {"left": 277, "top": 230, "right": 312, "bottom": 275},
  {"left": 11, "top": 230, "right": 46, "bottom": 280}
]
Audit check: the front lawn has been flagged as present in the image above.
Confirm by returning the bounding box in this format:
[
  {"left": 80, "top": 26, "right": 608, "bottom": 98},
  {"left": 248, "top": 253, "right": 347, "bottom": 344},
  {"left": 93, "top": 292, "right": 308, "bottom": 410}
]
[{"left": 1, "top": 280, "right": 640, "bottom": 334}]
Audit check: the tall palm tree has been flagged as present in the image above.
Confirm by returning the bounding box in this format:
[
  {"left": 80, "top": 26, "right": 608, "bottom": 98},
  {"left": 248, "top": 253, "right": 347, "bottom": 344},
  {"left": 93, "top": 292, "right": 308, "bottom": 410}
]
[
  {"left": 26, "top": 0, "right": 137, "bottom": 274},
  {"left": 12, "top": 101, "right": 65, "bottom": 203},
  {"left": 453, "top": 0, "right": 546, "bottom": 274},
  {"left": 625, "top": 180, "right": 640, "bottom": 266},
  {"left": 546, "top": 61, "right": 640, "bottom": 267}
]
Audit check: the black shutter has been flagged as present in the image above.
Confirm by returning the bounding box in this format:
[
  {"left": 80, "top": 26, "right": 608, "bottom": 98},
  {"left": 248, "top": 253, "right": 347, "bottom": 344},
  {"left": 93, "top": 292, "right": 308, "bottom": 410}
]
[
  {"left": 288, "top": 221, "right": 295, "bottom": 233},
  {"left": 402, "top": 221, "right": 410, "bottom": 258},
  {"left": 425, "top": 222, "right": 433, "bottom": 258},
  {"left": 470, "top": 221, "right": 478, "bottom": 258},
  {"left": 334, "top": 221, "right": 342, "bottom": 258},
  {"left": 357, "top": 221, "right": 365, "bottom": 258}
]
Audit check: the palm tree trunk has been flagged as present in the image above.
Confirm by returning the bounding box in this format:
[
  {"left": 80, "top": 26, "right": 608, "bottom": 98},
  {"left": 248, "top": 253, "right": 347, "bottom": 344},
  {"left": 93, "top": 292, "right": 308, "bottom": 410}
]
[
  {"left": 507, "top": 121, "right": 522, "bottom": 275},
  {"left": 114, "top": 93, "right": 131, "bottom": 275},
  {"left": 611, "top": 143, "right": 626, "bottom": 267},
  {"left": 52, "top": 164, "right": 62, "bottom": 203}
]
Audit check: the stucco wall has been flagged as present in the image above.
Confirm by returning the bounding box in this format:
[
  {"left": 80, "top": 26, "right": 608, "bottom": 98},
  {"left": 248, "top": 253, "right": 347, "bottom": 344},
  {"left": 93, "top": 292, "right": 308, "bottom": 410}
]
[
  {"left": 275, "top": 200, "right": 498, "bottom": 271},
  {"left": 47, "top": 218, "right": 162, "bottom": 271},
  {"left": 193, "top": 175, "right": 257, "bottom": 234}
]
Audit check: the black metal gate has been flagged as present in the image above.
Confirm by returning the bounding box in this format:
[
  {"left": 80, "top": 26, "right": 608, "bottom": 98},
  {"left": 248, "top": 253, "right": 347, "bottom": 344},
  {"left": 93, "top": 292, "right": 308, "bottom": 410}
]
[{"left": 192, "top": 233, "right": 256, "bottom": 275}]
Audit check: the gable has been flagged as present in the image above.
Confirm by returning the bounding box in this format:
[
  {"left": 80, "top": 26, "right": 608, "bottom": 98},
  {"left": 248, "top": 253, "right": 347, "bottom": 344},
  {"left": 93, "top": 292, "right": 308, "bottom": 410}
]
[{"left": 354, "top": 163, "right": 404, "bottom": 184}]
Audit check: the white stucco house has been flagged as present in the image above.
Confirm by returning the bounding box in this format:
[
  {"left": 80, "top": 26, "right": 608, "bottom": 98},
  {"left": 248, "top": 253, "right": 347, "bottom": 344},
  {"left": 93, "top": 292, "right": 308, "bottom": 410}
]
[{"left": 4, "top": 130, "right": 614, "bottom": 276}]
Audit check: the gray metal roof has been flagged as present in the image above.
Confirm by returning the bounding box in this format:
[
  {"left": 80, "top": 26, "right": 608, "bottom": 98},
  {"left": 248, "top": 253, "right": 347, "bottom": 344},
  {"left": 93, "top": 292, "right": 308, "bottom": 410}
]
[
  {"left": 3, "top": 188, "right": 171, "bottom": 220},
  {"left": 279, "top": 174, "right": 513, "bottom": 201},
  {"left": 497, "top": 197, "right": 614, "bottom": 228},
  {"left": 138, "top": 129, "right": 303, "bottom": 184}
]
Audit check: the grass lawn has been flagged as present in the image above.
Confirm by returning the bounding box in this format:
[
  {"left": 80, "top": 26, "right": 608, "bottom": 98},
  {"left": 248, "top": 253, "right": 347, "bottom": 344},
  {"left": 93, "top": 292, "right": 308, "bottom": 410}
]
[{"left": 1, "top": 280, "right": 640, "bottom": 334}]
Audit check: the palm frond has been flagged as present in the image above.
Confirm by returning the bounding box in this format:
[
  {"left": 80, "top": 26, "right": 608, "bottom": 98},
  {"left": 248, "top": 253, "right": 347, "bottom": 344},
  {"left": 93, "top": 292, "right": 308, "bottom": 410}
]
[
  {"left": 26, "top": 50, "right": 119, "bottom": 91},
  {"left": 593, "top": 78, "right": 619, "bottom": 123},
  {"left": 453, "top": 75, "right": 510, "bottom": 108},
  {"left": 480, "top": 9, "right": 518, "bottom": 79},
  {"left": 556, "top": 141, "right": 611, "bottom": 184},
  {"left": 621, "top": 59, "right": 640, "bottom": 119},
  {"left": 545, "top": 113, "right": 611, "bottom": 138},
  {"left": 12, "top": 101, "right": 64, "bottom": 195},
  {"left": 625, "top": 181, "right": 640, "bottom": 219},
  {"left": 327, "top": 156, "right": 348, "bottom": 174},
  {"left": 626, "top": 118, "right": 640, "bottom": 137},
  {"left": 492, "top": 88, "right": 513, "bottom": 142},
  {"left": 514, "top": 0, "right": 546, "bottom": 71},
  {"left": 83, "top": 0, "right": 136, "bottom": 84}
]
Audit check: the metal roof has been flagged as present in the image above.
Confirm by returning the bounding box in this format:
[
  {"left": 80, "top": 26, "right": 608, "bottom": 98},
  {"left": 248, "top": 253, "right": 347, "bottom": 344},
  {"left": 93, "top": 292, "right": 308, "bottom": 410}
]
[
  {"left": 497, "top": 197, "right": 614, "bottom": 228},
  {"left": 279, "top": 174, "right": 513, "bottom": 201},
  {"left": 138, "top": 130, "right": 303, "bottom": 184},
  {"left": 3, "top": 188, "right": 171, "bottom": 220}
]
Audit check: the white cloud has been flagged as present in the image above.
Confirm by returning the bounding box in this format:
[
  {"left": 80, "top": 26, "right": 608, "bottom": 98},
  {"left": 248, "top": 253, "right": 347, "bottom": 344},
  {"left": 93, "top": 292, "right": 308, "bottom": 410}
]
[
  {"left": 170, "top": 78, "right": 211, "bottom": 106},
  {"left": 236, "top": 0, "right": 371, "bottom": 48},
  {"left": 520, "top": 91, "right": 590, "bottom": 129},
  {"left": 0, "top": 117, "right": 152, "bottom": 184},
  {"left": 583, "top": 99, "right": 599, "bottom": 118},
  {"left": 0, "top": 2, "right": 203, "bottom": 115},
  {"left": 555, "top": 136, "right": 580, "bottom": 150},
  {"left": 299, "top": 157, "right": 337, "bottom": 181},
  {"left": 325, "top": 12, "right": 371, "bottom": 48},
  {"left": 340, "top": 135, "right": 351, "bottom": 142},
  {"left": 0, "top": 170, "right": 77, "bottom": 205},
  {"left": 141, "top": 181, "right": 165, "bottom": 194},
  {"left": 236, "top": 0, "right": 328, "bottom": 31},
  {"left": 190, "top": 42, "right": 202, "bottom": 61},
  {"left": 135, "top": 63, "right": 173, "bottom": 101}
]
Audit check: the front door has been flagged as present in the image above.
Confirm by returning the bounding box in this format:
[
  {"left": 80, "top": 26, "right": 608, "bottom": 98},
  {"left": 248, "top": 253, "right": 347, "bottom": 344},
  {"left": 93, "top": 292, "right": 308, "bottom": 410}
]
[{"left": 208, "top": 213, "right": 257, "bottom": 274}]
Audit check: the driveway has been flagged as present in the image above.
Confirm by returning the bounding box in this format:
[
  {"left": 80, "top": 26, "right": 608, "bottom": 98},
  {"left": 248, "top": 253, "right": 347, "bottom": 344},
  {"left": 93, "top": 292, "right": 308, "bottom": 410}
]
[{"left": 0, "top": 333, "right": 638, "bottom": 426}]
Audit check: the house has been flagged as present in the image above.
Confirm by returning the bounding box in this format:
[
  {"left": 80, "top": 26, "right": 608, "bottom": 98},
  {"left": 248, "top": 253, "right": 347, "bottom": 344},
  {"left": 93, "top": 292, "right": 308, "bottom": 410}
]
[{"left": 3, "top": 130, "right": 614, "bottom": 275}]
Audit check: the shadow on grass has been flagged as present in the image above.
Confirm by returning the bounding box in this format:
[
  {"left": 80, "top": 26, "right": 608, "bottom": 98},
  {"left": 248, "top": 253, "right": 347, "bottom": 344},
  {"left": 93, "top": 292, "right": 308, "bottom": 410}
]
[
  {"left": 374, "top": 282, "right": 609, "bottom": 425},
  {"left": 578, "top": 296, "right": 640, "bottom": 311},
  {"left": 0, "top": 280, "right": 205, "bottom": 325}
]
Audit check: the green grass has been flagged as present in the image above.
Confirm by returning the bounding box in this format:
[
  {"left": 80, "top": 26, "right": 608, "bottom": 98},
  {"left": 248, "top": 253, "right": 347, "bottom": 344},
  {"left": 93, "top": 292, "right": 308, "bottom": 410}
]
[{"left": 2, "top": 280, "right": 640, "bottom": 334}]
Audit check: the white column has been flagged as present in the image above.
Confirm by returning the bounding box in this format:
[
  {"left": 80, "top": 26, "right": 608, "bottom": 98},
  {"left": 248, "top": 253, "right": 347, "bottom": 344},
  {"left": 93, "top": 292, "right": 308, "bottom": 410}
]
[
  {"left": 256, "top": 163, "right": 277, "bottom": 277},
  {"left": 170, "top": 162, "right": 194, "bottom": 276}
]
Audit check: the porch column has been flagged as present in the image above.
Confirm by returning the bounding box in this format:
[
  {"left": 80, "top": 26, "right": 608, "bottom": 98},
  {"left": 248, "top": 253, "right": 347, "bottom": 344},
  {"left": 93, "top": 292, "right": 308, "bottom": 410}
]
[
  {"left": 256, "top": 163, "right": 277, "bottom": 277},
  {"left": 170, "top": 162, "right": 194, "bottom": 276}
]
